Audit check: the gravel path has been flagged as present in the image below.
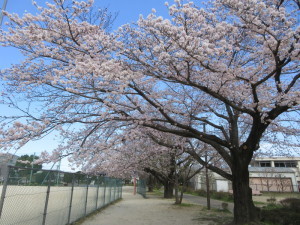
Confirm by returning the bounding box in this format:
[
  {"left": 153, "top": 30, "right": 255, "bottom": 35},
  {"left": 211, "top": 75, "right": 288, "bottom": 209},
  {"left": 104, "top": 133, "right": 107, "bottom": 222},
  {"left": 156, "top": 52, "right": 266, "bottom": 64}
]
[{"left": 78, "top": 186, "right": 230, "bottom": 225}]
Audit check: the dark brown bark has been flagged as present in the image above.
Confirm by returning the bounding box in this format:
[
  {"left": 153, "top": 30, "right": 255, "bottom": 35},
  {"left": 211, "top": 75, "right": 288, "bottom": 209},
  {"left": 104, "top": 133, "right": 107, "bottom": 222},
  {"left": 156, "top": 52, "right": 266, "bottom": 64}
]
[
  {"left": 144, "top": 168, "right": 175, "bottom": 198},
  {"left": 148, "top": 185, "right": 154, "bottom": 192},
  {"left": 179, "top": 183, "right": 186, "bottom": 204},
  {"left": 174, "top": 173, "right": 180, "bottom": 204},
  {"left": 147, "top": 175, "right": 154, "bottom": 192},
  {"left": 164, "top": 180, "right": 174, "bottom": 198},
  {"left": 232, "top": 155, "right": 261, "bottom": 224}
]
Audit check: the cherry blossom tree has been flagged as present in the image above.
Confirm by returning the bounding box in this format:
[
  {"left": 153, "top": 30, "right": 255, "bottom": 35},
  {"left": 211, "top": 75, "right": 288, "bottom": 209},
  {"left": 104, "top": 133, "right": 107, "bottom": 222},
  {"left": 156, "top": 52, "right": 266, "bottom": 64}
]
[
  {"left": 0, "top": 0, "right": 299, "bottom": 224},
  {"left": 75, "top": 125, "right": 201, "bottom": 199},
  {"left": 116, "top": 0, "right": 300, "bottom": 223}
]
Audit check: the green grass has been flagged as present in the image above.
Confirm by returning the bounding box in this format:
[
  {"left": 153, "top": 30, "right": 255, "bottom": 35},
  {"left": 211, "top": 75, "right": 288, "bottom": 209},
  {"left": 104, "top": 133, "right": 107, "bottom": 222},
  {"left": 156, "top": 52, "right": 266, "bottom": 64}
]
[
  {"left": 147, "top": 188, "right": 163, "bottom": 196},
  {"left": 183, "top": 188, "right": 234, "bottom": 202},
  {"left": 192, "top": 209, "right": 233, "bottom": 225},
  {"left": 262, "top": 203, "right": 283, "bottom": 210},
  {"left": 253, "top": 201, "right": 266, "bottom": 205},
  {"left": 174, "top": 202, "right": 195, "bottom": 207}
]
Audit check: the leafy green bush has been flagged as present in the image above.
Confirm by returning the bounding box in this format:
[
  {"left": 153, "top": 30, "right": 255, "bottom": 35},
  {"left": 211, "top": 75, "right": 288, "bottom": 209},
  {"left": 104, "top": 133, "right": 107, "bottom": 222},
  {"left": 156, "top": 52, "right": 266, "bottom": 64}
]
[
  {"left": 192, "top": 189, "right": 233, "bottom": 202},
  {"left": 211, "top": 191, "right": 234, "bottom": 202},
  {"left": 280, "top": 198, "right": 300, "bottom": 213},
  {"left": 261, "top": 198, "right": 300, "bottom": 225},
  {"left": 266, "top": 196, "right": 277, "bottom": 204},
  {"left": 195, "top": 189, "right": 207, "bottom": 197},
  {"left": 261, "top": 207, "right": 300, "bottom": 225}
]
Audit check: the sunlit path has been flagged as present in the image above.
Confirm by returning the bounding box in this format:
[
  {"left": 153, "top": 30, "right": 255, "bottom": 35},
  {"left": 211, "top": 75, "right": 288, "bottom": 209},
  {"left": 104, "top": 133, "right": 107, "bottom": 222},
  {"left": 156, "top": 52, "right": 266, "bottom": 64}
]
[{"left": 79, "top": 186, "right": 217, "bottom": 225}]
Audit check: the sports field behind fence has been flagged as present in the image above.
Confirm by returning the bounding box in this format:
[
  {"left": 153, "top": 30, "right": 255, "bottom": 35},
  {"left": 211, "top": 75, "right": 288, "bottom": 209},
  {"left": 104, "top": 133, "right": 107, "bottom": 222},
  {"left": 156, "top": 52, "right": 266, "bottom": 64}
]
[{"left": 0, "top": 166, "right": 122, "bottom": 225}]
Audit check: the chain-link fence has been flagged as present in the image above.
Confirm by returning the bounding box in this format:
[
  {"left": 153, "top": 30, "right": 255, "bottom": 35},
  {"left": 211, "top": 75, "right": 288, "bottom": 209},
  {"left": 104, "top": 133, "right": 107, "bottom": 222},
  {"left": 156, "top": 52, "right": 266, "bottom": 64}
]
[
  {"left": 137, "top": 179, "right": 146, "bottom": 198},
  {"left": 0, "top": 166, "right": 122, "bottom": 225}
]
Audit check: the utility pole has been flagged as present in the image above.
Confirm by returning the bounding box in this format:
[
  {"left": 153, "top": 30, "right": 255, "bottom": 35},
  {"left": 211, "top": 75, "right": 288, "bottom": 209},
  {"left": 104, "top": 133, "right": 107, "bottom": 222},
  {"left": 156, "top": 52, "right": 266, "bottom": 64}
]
[
  {"left": 133, "top": 171, "right": 137, "bottom": 195},
  {"left": 0, "top": 0, "right": 8, "bottom": 26},
  {"left": 56, "top": 158, "right": 61, "bottom": 185},
  {"left": 29, "top": 152, "right": 36, "bottom": 184},
  {"left": 203, "top": 122, "right": 211, "bottom": 210}
]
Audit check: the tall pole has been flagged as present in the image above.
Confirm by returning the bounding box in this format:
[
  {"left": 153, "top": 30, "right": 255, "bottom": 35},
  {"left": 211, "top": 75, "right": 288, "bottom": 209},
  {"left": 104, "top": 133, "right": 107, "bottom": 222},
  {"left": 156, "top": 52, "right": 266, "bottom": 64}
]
[
  {"left": 0, "top": 0, "right": 8, "bottom": 26},
  {"left": 56, "top": 158, "right": 61, "bottom": 185},
  {"left": 133, "top": 177, "right": 137, "bottom": 195},
  {"left": 29, "top": 152, "right": 36, "bottom": 184},
  {"left": 203, "top": 123, "right": 211, "bottom": 210}
]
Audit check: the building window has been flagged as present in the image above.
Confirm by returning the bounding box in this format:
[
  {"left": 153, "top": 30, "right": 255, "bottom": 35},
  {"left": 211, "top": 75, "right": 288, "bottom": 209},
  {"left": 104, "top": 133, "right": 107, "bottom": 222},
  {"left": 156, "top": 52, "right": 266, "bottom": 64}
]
[
  {"left": 274, "top": 161, "right": 297, "bottom": 168},
  {"left": 259, "top": 161, "right": 271, "bottom": 167}
]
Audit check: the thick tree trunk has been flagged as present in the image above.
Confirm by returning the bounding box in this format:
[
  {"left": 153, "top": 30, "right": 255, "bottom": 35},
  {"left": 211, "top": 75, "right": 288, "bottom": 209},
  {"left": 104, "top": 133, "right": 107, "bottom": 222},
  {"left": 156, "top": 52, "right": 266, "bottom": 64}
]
[
  {"left": 174, "top": 174, "right": 180, "bottom": 204},
  {"left": 232, "top": 162, "right": 260, "bottom": 224},
  {"left": 147, "top": 175, "right": 154, "bottom": 192},
  {"left": 179, "top": 182, "right": 186, "bottom": 204},
  {"left": 164, "top": 180, "right": 174, "bottom": 198}
]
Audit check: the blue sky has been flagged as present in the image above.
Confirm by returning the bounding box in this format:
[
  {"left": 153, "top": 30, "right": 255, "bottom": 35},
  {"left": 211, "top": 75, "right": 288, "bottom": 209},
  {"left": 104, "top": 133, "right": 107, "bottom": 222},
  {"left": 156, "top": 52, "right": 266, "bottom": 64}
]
[
  {"left": 0, "top": 0, "right": 170, "bottom": 170},
  {"left": 0, "top": 0, "right": 169, "bottom": 68}
]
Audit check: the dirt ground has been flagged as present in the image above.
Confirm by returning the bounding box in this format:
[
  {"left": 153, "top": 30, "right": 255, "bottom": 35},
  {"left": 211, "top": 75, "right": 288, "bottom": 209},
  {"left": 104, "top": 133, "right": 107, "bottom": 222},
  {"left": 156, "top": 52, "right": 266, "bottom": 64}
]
[{"left": 79, "top": 186, "right": 232, "bottom": 225}]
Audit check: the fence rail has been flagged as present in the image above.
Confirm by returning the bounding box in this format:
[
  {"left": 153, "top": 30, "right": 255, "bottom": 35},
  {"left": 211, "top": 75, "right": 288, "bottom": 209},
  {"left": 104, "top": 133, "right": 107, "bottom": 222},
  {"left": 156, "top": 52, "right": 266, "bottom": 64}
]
[{"left": 0, "top": 166, "right": 122, "bottom": 225}]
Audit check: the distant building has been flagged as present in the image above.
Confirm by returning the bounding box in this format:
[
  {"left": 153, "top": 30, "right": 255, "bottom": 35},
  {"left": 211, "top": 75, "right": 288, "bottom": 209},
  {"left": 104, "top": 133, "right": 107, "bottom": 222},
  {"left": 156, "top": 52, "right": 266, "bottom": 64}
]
[
  {"left": 249, "top": 167, "right": 298, "bottom": 192},
  {"left": 193, "top": 170, "right": 230, "bottom": 192},
  {"left": 192, "top": 157, "right": 300, "bottom": 193},
  {"left": 0, "top": 153, "right": 19, "bottom": 180},
  {"left": 250, "top": 157, "right": 300, "bottom": 191}
]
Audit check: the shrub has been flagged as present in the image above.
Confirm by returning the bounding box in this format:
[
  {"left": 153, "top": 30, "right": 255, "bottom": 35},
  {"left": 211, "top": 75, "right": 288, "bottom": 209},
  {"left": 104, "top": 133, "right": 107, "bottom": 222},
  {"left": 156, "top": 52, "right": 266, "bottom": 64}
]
[
  {"left": 221, "top": 202, "right": 228, "bottom": 211},
  {"left": 184, "top": 188, "right": 234, "bottom": 202},
  {"left": 261, "top": 207, "right": 300, "bottom": 225},
  {"left": 280, "top": 198, "right": 300, "bottom": 213},
  {"left": 266, "top": 196, "right": 276, "bottom": 204},
  {"left": 195, "top": 189, "right": 207, "bottom": 197},
  {"left": 211, "top": 191, "right": 233, "bottom": 202},
  {"left": 261, "top": 198, "right": 300, "bottom": 225}
]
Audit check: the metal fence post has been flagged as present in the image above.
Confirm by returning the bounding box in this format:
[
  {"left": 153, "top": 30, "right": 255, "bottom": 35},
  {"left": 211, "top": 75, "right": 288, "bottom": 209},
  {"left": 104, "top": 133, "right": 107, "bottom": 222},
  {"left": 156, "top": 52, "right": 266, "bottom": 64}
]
[
  {"left": 116, "top": 179, "right": 118, "bottom": 200},
  {"left": 42, "top": 174, "right": 51, "bottom": 225},
  {"left": 0, "top": 165, "right": 10, "bottom": 218},
  {"left": 118, "top": 180, "right": 123, "bottom": 198},
  {"left": 120, "top": 183, "right": 123, "bottom": 199},
  {"left": 95, "top": 178, "right": 100, "bottom": 210},
  {"left": 67, "top": 174, "right": 75, "bottom": 224},
  {"left": 103, "top": 179, "right": 106, "bottom": 206},
  {"left": 84, "top": 176, "right": 89, "bottom": 216},
  {"left": 113, "top": 179, "right": 116, "bottom": 201},
  {"left": 108, "top": 180, "right": 112, "bottom": 203}
]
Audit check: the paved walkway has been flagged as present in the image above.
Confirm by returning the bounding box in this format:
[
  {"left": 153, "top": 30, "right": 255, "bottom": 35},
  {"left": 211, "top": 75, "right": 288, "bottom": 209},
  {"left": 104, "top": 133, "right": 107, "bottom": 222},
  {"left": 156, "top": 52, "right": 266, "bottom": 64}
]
[{"left": 79, "top": 186, "right": 233, "bottom": 225}]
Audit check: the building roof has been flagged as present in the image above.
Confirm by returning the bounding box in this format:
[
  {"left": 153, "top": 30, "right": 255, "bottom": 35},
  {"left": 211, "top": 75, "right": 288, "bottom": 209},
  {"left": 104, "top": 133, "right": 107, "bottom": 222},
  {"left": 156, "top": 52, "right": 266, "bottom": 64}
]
[
  {"left": 252, "top": 157, "right": 300, "bottom": 161},
  {"left": 249, "top": 167, "right": 295, "bottom": 173}
]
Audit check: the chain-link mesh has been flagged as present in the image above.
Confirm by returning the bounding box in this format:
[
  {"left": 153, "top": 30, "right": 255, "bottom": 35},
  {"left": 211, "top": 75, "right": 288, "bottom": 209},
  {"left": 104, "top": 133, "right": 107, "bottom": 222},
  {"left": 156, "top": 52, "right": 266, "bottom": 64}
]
[
  {"left": 0, "top": 166, "right": 122, "bottom": 225},
  {"left": 137, "top": 179, "right": 146, "bottom": 198}
]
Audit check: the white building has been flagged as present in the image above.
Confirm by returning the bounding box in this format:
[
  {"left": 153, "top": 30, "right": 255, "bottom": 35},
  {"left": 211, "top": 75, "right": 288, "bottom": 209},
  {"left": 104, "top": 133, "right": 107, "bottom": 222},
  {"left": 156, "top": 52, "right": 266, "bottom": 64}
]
[
  {"left": 250, "top": 157, "right": 300, "bottom": 190},
  {"left": 193, "top": 171, "right": 231, "bottom": 192},
  {"left": 193, "top": 157, "right": 300, "bottom": 193},
  {"left": 248, "top": 167, "right": 298, "bottom": 192}
]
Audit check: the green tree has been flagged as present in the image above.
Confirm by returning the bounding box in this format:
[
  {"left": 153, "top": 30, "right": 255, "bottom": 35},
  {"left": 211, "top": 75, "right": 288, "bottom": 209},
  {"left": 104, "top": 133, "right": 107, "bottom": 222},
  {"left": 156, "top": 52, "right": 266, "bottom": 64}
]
[{"left": 15, "top": 154, "right": 42, "bottom": 173}]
